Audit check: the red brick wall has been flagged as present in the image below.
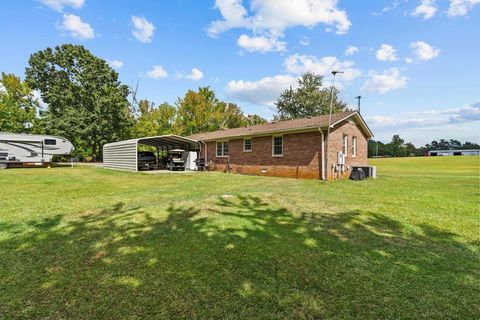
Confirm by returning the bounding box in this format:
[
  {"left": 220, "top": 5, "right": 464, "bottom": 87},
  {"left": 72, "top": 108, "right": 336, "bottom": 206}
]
[
  {"left": 325, "top": 120, "right": 368, "bottom": 180},
  {"left": 202, "top": 131, "right": 322, "bottom": 179},
  {"left": 199, "top": 121, "right": 368, "bottom": 180}
]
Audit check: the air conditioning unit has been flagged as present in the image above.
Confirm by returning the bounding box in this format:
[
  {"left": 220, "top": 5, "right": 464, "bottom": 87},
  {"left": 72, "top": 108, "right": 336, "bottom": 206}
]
[{"left": 353, "top": 166, "right": 377, "bottom": 178}]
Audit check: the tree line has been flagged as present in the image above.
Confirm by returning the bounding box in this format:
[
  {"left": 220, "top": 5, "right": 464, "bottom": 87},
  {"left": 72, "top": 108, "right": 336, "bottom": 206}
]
[
  {"left": 368, "top": 135, "right": 479, "bottom": 158},
  {"left": 1, "top": 44, "right": 349, "bottom": 161}
]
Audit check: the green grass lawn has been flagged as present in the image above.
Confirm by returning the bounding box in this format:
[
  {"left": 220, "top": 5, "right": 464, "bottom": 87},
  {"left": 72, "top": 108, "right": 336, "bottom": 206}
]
[{"left": 1, "top": 157, "right": 479, "bottom": 319}]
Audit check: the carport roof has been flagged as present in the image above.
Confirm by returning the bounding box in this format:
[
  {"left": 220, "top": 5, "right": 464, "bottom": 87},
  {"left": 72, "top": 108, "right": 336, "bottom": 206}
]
[{"left": 104, "top": 134, "right": 200, "bottom": 150}]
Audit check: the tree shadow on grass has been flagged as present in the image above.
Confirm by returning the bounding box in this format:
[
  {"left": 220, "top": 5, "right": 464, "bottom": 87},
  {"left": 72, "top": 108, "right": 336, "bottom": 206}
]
[{"left": 0, "top": 197, "right": 478, "bottom": 319}]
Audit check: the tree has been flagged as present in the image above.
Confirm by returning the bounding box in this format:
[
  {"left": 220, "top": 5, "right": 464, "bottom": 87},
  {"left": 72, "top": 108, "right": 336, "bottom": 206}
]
[
  {"left": 0, "top": 73, "right": 38, "bottom": 133},
  {"left": 173, "top": 87, "right": 220, "bottom": 136},
  {"left": 275, "top": 72, "right": 347, "bottom": 120},
  {"left": 245, "top": 114, "right": 267, "bottom": 126},
  {"left": 390, "top": 134, "right": 405, "bottom": 157},
  {"left": 173, "top": 87, "right": 266, "bottom": 135},
  {"left": 25, "top": 44, "right": 133, "bottom": 160},
  {"left": 462, "top": 141, "right": 480, "bottom": 149},
  {"left": 132, "top": 100, "right": 176, "bottom": 138}
]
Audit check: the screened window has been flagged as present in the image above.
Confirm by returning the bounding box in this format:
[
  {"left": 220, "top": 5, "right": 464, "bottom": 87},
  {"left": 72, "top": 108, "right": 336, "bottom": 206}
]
[
  {"left": 352, "top": 137, "right": 357, "bottom": 157},
  {"left": 244, "top": 138, "right": 252, "bottom": 152},
  {"left": 216, "top": 141, "right": 229, "bottom": 157},
  {"left": 44, "top": 139, "right": 56, "bottom": 145},
  {"left": 342, "top": 134, "right": 348, "bottom": 156},
  {"left": 273, "top": 136, "right": 283, "bottom": 156}
]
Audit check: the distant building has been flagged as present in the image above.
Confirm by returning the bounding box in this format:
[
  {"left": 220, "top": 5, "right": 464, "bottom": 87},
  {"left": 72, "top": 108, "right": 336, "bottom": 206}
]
[{"left": 428, "top": 149, "right": 480, "bottom": 156}]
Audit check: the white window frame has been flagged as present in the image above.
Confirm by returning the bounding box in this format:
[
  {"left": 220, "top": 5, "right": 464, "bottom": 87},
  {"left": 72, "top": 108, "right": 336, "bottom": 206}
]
[
  {"left": 216, "top": 141, "right": 229, "bottom": 157},
  {"left": 243, "top": 138, "right": 252, "bottom": 152},
  {"left": 352, "top": 136, "right": 357, "bottom": 158},
  {"left": 343, "top": 134, "right": 348, "bottom": 157},
  {"left": 272, "top": 135, "right": 283, "bottom": 157}
]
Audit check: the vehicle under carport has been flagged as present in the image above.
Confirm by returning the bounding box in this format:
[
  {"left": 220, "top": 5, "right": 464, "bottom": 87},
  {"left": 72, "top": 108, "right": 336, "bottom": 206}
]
[{"left": 103, "top": 135, "right": 201, "bottom": 172}]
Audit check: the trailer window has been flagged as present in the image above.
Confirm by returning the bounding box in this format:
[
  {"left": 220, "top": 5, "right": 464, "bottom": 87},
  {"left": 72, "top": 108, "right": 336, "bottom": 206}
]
[{"left": 44, "top": 139, "right": 56, "bottom": 145}]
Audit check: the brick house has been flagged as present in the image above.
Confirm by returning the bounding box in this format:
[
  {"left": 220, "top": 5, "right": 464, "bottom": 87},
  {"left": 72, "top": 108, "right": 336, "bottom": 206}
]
[{"left": 188, "top": 111, "right": 373, "bottom": 180}]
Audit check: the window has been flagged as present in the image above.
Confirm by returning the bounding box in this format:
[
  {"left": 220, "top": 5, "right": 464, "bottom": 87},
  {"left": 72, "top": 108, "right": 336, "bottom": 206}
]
[
  {"left": 342, "top": 134, "right": 348, "bottom": 156},
  {"left": 352, "top": 137, "right": 357, "bottom": 157},
  {"left": 272, "top": 136, "right": 283, "bottom": 156},
  {"left": 216, "top": 141, "right": 229, "bottom": 157},
  {"left": 44, "top": 139, "right": 56, "bottom": 145},
  {"left": 243, "top": 138, "right": 252, "bottom": 152}
]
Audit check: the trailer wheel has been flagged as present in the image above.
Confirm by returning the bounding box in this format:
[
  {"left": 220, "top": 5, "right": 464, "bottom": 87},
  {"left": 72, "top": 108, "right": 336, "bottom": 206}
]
[{"left": 0, "top": 163, "right": 8, "bottom": 169}]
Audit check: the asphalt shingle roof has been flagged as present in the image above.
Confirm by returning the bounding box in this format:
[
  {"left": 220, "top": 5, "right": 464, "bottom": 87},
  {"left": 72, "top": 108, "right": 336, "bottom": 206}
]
[{"left": 188, "top": 111, "right": 360, "bottom": 141}]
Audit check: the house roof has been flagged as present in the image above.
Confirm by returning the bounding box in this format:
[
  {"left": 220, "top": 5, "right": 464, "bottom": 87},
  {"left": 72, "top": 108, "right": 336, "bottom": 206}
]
[{"left": 188, "top": 111, "right": 373, "bottom": 141}]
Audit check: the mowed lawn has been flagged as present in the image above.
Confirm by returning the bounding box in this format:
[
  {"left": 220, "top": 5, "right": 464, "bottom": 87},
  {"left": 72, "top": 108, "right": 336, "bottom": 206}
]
[{"left": 0, "top": 157, "right": 478, "bottom": 319}]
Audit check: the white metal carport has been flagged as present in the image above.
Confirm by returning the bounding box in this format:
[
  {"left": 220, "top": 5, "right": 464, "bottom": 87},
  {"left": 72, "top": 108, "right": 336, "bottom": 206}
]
[{"left": 103, "top": 135, "right": 201, "bottom": 172}]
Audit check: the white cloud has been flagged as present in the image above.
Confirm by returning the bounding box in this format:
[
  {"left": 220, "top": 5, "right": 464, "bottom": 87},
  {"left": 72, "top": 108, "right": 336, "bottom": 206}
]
[
  {"left": 345, "top": 45, "right": 359, "bottom": 56},
  {"left": 363, "top": 68, "right": 408, "bottom": 94},
  {"left": 237, "top": 34, "right": 286, "bottom": 53},
  {"left": 284, "top": 54, "right": 361, "bottom": 81},
  {"left": 367, "top": 102, "right": 480, "bottom": 128},
  {"left": 299, "top": 36, "right": 310, "bottom": 46},
  {"left": 226, "top": 75, "right": 298, "bottom": 106},
  {"left": 376, "top": 44, "right": 397, "bottom": 61},
  {"left": 448, "top": 0, "right": 480, "bottom": 16},
  {"left": 59, "top": 14, "right": 95, "bottom": 40},
  {"left": 146, "top": 65, "right": 168, "bottom": 79},
  {"left": 405, "top": 57, "right": 414, "bottom": 64},
  {"left": 184, "top": 68, "right": 204, "bottom": 81},
  {"left": 39, "top": 0, "right": 84, "bottom": 12},
  {"left": 108, "top": 59, "right": 123, "bottom": 69},
  {"left": 208, "top": 0, "right": 351, "bottom": 36},
  {"left": 208, "top": 0, "right": 351, "bottom": 52},
  {"left": 131, "top": 16, "right": 155, "bottom": 43},
  {"left": 410, "top": 41, "right": 440, "bottom": 60},
  {"left": 372, "top": 0, "right": 401, "bottom": 16},
  {"left": 411, "top": 0, "right": 438, "bottom": 19}
]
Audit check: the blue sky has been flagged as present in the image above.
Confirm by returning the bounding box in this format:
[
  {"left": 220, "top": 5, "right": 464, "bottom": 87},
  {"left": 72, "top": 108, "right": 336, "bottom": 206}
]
[{"left": 0, "top": 0, "right": 479, "bottom": 145}]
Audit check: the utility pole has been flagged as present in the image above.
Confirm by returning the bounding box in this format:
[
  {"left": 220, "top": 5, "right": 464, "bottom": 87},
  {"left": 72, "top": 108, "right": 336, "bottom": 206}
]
[
  {"left": 326, "top": 70, "right": 344, "bottom": 180},
  {"left": 355, "top": 95, "right": 362, "bottom": 113}
]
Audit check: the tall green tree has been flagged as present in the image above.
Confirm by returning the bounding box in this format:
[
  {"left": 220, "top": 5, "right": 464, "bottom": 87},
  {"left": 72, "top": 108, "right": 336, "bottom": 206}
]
[
  {"left": 244, "top": 114, "right": 268, "bottom": 126},
  {"left": 0, "top": 73, "right": 38, "bottom": 133},
  {"left": 173, "top": 87, "right": 266, "bottom": 135},
  {"left": 25, "top": 44, "right": 132, "bottom": 160},
  {"left": 132, "top": 100, "right": 176, "bottom": 138},
  {"left": 275, "top": 72, "right": 347, "bottom": 120},
  {"left": 173, "top": 87, "right": 219, "bottom": 135}
]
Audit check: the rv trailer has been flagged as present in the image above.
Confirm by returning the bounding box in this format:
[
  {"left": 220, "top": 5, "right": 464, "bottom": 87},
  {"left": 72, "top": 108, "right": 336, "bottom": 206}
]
[{"left": 0, "top": 133, "right": 74, "bottom": 169}]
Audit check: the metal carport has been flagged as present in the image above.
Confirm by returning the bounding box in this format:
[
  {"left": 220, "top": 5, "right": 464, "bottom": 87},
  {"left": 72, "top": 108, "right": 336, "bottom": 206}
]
[{"left": 103, "top": 135, "right": 201, "bottom": 172}]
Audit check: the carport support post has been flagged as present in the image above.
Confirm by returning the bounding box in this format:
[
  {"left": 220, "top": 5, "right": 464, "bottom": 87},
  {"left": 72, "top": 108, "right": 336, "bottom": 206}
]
[{"left": 156, "top": 147, "right": 160, "bottom": 166}]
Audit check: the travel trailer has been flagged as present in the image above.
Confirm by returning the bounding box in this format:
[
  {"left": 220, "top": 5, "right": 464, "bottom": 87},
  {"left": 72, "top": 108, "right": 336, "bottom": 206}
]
[{"left": 0, "top": 133, "right": 74, "bottom": 169}]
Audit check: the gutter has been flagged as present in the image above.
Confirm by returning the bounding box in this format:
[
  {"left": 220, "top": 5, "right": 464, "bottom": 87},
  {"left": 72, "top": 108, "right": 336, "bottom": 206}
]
[{"left": 320, "top": 128, "right": 325, "bottom": 180}]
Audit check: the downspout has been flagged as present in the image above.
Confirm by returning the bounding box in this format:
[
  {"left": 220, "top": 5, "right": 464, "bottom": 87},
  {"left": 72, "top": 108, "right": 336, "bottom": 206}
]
[
  {"left": 204, "top": 141, "right": 208, "bottom": 163},
  {"left": 320, "top": 128, "right": 325, "bottom": 180}
]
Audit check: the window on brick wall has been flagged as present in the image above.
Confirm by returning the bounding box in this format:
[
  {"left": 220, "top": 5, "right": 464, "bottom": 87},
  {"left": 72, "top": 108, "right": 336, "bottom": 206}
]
[
  {"left": 343, "top": 134, "right": 348, "bottom": 156},
  {"left": 272, "top": 136, "right": 283, "bottom": 156},
  {"left": 352, "top": 136, "right": 357, "bottom": 157},
  {"left": 243, "top": 138, "right": 252, "bottom": 152},
  {"left": 216, "top": 141, "right": 229, "bottom": 157}
]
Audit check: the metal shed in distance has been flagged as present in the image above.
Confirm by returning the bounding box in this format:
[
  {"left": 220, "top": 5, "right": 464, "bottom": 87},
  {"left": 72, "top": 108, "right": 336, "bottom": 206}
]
[{"left": 103, "top": 135, "right": 201, "bottom": 171}]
